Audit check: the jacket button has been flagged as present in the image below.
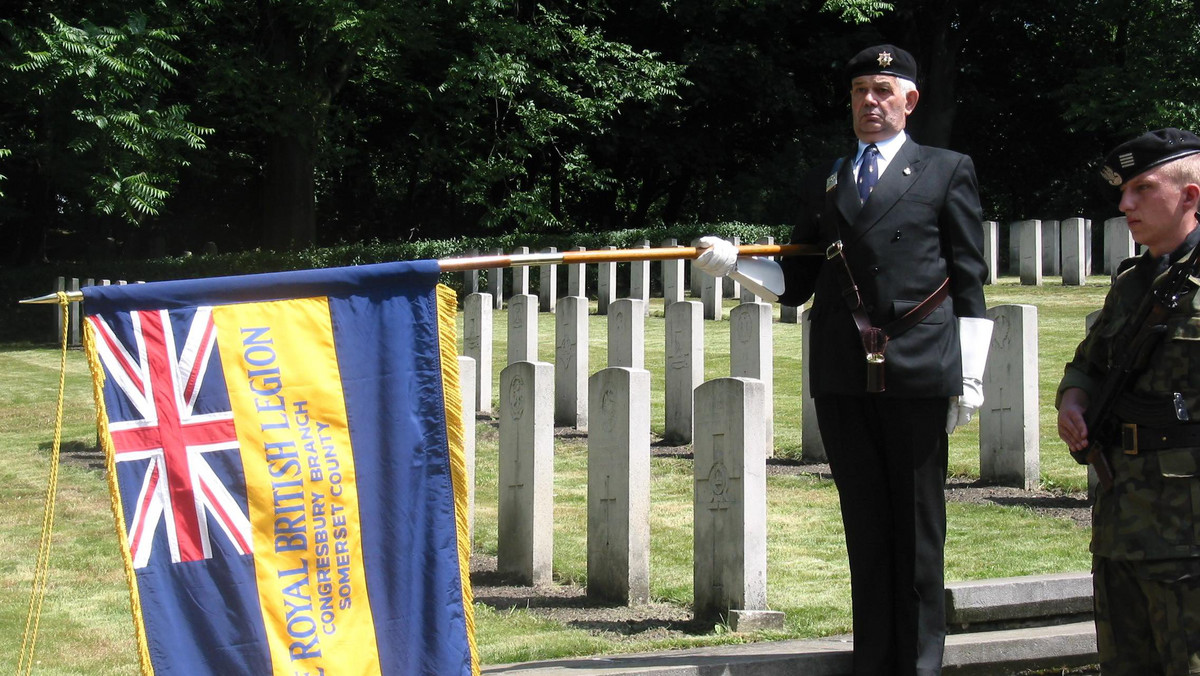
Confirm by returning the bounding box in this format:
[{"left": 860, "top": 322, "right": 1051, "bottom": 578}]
[
  {"left": 871, "top": 266, "right": 880, "bottom": 275},
  {"left": 893, "top": 231, "right": 902, "bottom": 241}
]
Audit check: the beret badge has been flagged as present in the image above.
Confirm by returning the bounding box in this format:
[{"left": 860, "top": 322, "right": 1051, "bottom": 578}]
[
  {"left": 877, "top": 51, "right": 894, "bottom": 67},
  {"left": 1100, "top": 165, "right": 1122, "bottom": 187}
]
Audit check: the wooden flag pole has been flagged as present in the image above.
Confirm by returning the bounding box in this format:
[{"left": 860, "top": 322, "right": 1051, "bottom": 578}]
[{"left": 19, "top": 243, "right": 818, "bottom": 304}]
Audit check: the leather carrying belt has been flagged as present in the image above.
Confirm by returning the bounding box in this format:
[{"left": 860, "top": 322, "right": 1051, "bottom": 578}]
[
  {"left": 826, "top": 240, "right": 950, "bottom": 393},
  {"left": 1121, "top": 422, "right": 1200, "bottom": 454}
]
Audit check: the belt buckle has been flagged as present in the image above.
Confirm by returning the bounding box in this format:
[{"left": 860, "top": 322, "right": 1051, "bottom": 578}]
[
  {"left": 1122, "top": 423, "right": 1139, "bottom": 455},
  {"left": 826, "top": 240, "right": 844, "bottom": 260}
]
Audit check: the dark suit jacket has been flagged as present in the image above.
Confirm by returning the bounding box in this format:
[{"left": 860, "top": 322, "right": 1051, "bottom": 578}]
[{"left": 778, "top": 136, "right": 988, "bottom": 398}]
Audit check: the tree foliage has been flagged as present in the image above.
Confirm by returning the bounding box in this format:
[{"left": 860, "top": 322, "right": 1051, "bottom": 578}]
[
  {"left": 2, "top": 0, "right": 1199, "bottom": 261},
  {"left": 1, "top": 8, "right": 210, "bottom": 261}
]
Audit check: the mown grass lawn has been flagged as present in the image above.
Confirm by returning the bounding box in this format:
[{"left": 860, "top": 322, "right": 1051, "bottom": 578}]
[{"left": 0, "top": 276, "right": 1106, "bottom": 672}]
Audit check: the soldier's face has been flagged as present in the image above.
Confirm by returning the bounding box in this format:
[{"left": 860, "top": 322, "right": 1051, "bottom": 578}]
[
  {"left": 1118, "top": 165, "right": 1196, "bottom": 256},
  {"left": 851, "top": 75, "right": 918, "bottom": 143}
]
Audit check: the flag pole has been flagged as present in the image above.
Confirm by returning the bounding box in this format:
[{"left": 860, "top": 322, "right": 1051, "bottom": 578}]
[{"left": 18, "top": 243, "right": 818, "bottom": 304}]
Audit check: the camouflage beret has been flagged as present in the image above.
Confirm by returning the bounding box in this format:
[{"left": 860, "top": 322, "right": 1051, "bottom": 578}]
[
  {"left": 845, "top": 44, "right": 918, "bottom": 84},
  {"left": 1100, "top": 128, "right": 1200, "bottom": 189}
]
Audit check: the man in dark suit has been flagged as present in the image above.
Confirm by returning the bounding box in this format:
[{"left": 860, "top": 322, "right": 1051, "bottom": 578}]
[{"left": 696, "top": 44, "right": 992, "bottom": 675}]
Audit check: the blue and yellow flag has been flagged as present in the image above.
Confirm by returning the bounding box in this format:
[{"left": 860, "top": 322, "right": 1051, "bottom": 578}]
[{"left": 80, "top": 261, "right": 477, "bottom": 676}]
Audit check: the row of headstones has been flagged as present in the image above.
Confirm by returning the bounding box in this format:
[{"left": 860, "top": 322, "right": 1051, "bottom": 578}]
[
  {"left": 455, "top": 352, "right": 785, "bottom": 628},
  {"left": 458, "top": 237, "right": 799, "bottom": 320},
  {"left": 457, "top": 297, "right": 1055, "bottom": 618},
  {"left": 466, "top": 288, "right": 1047, "bottom": 482},
  {"left": 463, "top": 294, "right": 776, "bottom": 447},
  {"left": 992, "top": 217, "right": 1136, "bottom": 286},
  {"left": 461, "top": 219, "right": 1136, "bottom": 316}
]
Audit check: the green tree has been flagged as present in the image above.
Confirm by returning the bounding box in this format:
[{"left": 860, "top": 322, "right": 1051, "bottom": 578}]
[{"left": 1, "top": 8, "right": 210, "bottom": 263}]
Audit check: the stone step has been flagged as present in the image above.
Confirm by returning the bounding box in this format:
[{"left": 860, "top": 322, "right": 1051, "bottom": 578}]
[
  {"left": 945, "top": 572, "right": 1093, "bottom": 632},
  {"left": 481, "top": 621, "right": 1097, "bottom": 675}
]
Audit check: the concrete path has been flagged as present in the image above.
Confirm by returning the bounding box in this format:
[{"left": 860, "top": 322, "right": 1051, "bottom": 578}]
[{"left": 483, "top": 621, "right": 1096, "bottom": 675}]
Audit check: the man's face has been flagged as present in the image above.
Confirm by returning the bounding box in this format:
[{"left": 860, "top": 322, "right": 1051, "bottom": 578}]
[
  {"left": 850, "top": 75, "right": 918, "bottom": 143},
  {"left": 1118, "top": 165, "right": 1195, "bottom": 256}
]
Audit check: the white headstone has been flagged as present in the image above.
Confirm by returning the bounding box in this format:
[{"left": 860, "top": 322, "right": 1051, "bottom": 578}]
[
  {"left": 463, "top": 249, "right": 481, "bottom": 293},
  {"left": 555, "top": 296, "right": 589, "bottom": 430},
  {"left": 630, "top": 240, "right": 651, "bottom": 316},
  {"left": 693, "top": 378, "right": 778, "bottom": 626},
  {"left": 457, "top": 355, "right": 477, "bottom": 543},
  {"left": 982, "top": 220, "right": 999, "bottom": 284},
  {"left": 980, "top": 304, "right": 1040, "bottom": 489},
  {"left": 508, "top": 294, "right": 539, "bottom": 365},
  {"left": 608, "top": 298, "right": 645, "bottom": 369},
  {"left": 1105, "top": 217, "right": 1135, "bottom": 278},
  {"left": 664, "top": 301, "right": 703, "bottom": 444},
  {"left": 513, "top": 246, "right": 531, "bottom": 296},
  {"left": 567, "top": 245, "right": 586, "bottom": 297},
  {"left": 702, "top": 274, "right": 722, "bottom": 321},
  {"left": 662, "top": 239, "right": 685, "bottom": 311},
  {"left": 598, "top": 245, "right": 617, "bottom": 315},
  {"left": 1042, "top": 220, "right": 1061, "bottom": 276},
  {"left": 1019, "top": 219, "right": 1044, "bottom": 286},
  {"left": 539, "top": 246, "right": 558, "bottom": 313},
  {"left": 498, "top": 361, "right": 555, "bottom": 586},
  {"left": 587, "top": 367, "right": 651, "bottom": 605},
  {"left": 801, "top": 308, "right": 825, "bottom": 462},
  {"left": 1062, "top": 217, "right": 1088, "bottom": 286},
  {"left": 464, "top": 293, "right": 493, "bottom": 415},
  {"left": 730, "top": 302, "right": 774, "bottom": 456},
  {"left": 490, "top": 247, "right": 505, "bottom": 309}
]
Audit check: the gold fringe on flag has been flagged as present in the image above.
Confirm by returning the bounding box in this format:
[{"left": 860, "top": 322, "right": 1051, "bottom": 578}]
[
  {"left": 436, "top": 283, "right": 480, "bottom": 676},
  {"left": 82, "top": 319, "right": 156, "bottom": 676}
]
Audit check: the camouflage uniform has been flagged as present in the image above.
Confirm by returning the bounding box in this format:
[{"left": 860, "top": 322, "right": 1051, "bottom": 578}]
[{"left": 1058, "top": 228, "right": 1200, "bottom": 675}]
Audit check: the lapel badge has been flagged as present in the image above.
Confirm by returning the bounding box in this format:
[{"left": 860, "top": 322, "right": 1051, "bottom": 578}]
[
  {"left": 826, "top": 172, "right": 838, "bottom": 192},
  {"left": 877, "top": 51, "right": 893, "bottom": 67},
  {"left": 902, "top": 166, "right": 912, "bottom": 176}
]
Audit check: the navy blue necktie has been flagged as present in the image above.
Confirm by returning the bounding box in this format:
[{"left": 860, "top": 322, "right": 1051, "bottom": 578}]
[{"left": 857, "top": 144, "right": 879, "bottom": 203}]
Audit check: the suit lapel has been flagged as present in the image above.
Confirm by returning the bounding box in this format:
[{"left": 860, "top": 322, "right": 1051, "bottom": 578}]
[
  {"left": 842, "top": 140, "right": 925, "bottom": 244},
  {"left": 833, "top": 153, "right": 861, "bottom": 229}
]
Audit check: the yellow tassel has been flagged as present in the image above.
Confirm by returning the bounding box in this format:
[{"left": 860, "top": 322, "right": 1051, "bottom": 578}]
[
  {"left": 83, "top": 318, "right": 155, "bottom": 676},
  {"left": 436, "top": 284, "right": 480, "bottom": 676}
]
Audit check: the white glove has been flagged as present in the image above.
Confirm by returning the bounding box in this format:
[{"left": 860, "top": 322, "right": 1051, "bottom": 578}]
[
  {"left": 694, "top": 236, "right": 738, "bottom": 277},
  {"left": 946, "top": 316, "right": 994, "bottom": 433}
]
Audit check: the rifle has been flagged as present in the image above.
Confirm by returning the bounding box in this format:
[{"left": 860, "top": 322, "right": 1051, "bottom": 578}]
[{"left": 1074, "top": 248, "right": 1200, "bottom": 489}]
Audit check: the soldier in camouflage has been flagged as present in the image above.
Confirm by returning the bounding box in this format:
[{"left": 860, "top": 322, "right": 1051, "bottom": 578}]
[{"left": 1058, "top": 128, "right": 1200, "bottom": 675}]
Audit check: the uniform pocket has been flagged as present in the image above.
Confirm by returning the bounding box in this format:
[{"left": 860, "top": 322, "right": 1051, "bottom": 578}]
[
  {"left": 1166, "top": 315, "right": 1200, "bottom": 341},
  {"left": 1155, "top": 448, "right": 1200, "bottom": 546},
  {"left": 891, "top": 299, "right": 945, "bottom": 325}
]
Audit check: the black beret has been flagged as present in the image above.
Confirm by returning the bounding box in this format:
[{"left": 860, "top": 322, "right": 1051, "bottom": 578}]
[
  {"left": 845, "top": 44, "right": 918, "bottom": 84},
  {"left": 1100, "top": 128, "right": 1200, "bottom": 189}
]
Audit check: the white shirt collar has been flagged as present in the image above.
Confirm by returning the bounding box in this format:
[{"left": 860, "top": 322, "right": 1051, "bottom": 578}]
[{"left": 856, "top": 132, "right": 907, "bottom": 165}]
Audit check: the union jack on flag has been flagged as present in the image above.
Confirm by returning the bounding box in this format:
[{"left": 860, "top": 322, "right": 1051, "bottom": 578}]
[
  {"left": 88, "top": 306, "right": 252, "bottom": 568},
  {"left": 81, "top": 262, "right": 477, "bottom": 675}
]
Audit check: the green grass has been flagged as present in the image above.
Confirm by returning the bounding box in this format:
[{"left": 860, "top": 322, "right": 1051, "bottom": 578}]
[{"left": 0, "top": 277, "right": 1105, "bottom": 671}]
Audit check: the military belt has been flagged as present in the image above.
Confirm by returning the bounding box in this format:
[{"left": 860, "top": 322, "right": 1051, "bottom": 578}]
[{"left": 1121, "top": 422, "right": 1200, "bottom": 454}]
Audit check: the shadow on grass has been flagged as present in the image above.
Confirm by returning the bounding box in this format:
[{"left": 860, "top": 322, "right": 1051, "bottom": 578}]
[{"left": 39, "top": 438, "right": 105, "bottom": 471}]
